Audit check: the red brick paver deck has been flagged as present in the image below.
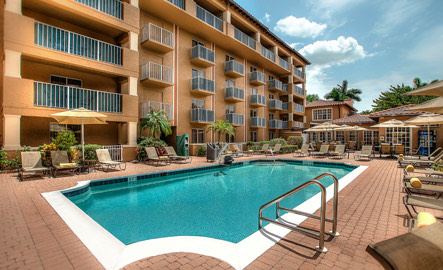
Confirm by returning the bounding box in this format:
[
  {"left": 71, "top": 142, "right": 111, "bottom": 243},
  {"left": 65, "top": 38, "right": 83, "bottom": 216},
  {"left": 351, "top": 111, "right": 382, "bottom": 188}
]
[{"left": 1, "top": 154, "right": 440, "bottom": 269}]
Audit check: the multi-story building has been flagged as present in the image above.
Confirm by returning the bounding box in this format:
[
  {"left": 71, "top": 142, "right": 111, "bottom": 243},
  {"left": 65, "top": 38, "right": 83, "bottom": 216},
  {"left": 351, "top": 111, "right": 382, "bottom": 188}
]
[{"left": 1, "top": 0, "right": 309, "bottom": 158}]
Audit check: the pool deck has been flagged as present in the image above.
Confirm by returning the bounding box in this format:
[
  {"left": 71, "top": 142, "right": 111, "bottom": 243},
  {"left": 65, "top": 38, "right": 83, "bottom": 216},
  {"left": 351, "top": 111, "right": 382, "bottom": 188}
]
[{"left": 1, "top": 153, "right": 441, "bottom": 269}]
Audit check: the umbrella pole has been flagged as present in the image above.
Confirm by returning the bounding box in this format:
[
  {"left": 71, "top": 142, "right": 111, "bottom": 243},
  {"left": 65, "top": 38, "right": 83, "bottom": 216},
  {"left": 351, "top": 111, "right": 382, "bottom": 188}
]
[{"left": 82, "top": 118, "right": 85, "bottom": 160}]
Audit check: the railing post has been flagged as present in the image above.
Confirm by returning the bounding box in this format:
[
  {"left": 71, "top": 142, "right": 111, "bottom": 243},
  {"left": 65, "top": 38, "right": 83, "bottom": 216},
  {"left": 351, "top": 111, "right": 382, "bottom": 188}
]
[
  {"left": 67, "top": 86, "right": 70, "bottom": 109},
  {"left": 96, "top": 91, "right": 99, "bottom": 111}
]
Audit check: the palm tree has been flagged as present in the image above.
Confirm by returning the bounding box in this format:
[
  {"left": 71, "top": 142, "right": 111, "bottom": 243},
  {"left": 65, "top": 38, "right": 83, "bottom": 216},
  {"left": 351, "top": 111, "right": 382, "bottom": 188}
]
[
  {"left": 413, "top": 77, "right": 439, "bottom": 89},
  {"left": 206, "top": 120, "right": 235, "bottom": 142},
  {"left": 140, "top": 110, "right": 172, "bottom": 138},
  {"left": 324, "top": 80, "right": 362, "bottom": 102}
]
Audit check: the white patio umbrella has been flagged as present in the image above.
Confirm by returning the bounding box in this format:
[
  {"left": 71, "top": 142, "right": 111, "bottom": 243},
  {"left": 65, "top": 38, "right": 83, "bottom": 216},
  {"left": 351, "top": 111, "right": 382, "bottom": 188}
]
[
  {"left": 405, "top": 97, "right": 443, "bottom": 114},
  {"left": 371, "top": 119, "right": 407, "bottom": 128},
  {"left": 310, "top": 122, "right": 340, "bottom": 130},
  {"left": 406, "top": 80, "right": 443, "bottom": 96},
  {"left": 51, "top": 108, "right": 107, "bottom": 159},
  {"left": 405, "top": 113, "right": 443, "bottom": 155}
]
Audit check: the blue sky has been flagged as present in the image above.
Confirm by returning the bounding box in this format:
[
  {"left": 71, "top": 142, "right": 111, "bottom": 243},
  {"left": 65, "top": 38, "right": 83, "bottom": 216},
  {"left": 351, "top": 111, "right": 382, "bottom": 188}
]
[{"left": 235, "top": 0, "right": 443, "bottom": 111}]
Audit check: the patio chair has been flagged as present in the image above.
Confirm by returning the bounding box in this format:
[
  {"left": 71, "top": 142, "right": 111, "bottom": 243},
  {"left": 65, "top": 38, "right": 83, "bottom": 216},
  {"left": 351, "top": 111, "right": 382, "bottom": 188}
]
[
  {"left": 316, "top": 142, "right": 322, "bottom": 151},
  {"left": 96, "top": 149, "right": 127, "bottom": 171},
  {"left": 308, "top": 142, "right": 316, "bottom": 151},
  {"left": 268, "top": 143, "right": 282, "bottom": 155},
  {"left": 165, "top": 146, "right": 192, "bottom": 163},
  {"left": 379, "top": 143, "right": 392, "bottom": 158},
  {"left": 328, "top": 145, "right": 346, "bottom": 159},
  {"left": 255, "top": 143, "right": 269, "bottom": 155},
  {"left": 18, "top": 151, "right": 50, "bottom": 181},
  {"left": 50, "top": 151, "right": 81, "bottom": 177},
  {"left": 144, "top": 147, "right": 170, "bottom": 166},
  {"left": 310, "top": 144, "right": 329, "bottom": 158},
  {"left": 231, "top": 144, "right": 245, "bottom": 157},
  {"left": 398, "top": 151, "right": 443, "bottom": 168},
  {"left": 293, "top": 144, "right": 309, "bottom": 157},
  {"left": 393, "top": 144, "right": 405, "bottom": 155},
  {"left": 404, "top": 180, "right": 443, "bottom": 199},
  {"left": 348, "top": 141, "right": 356, "bottom": 150},
  {"left": 403, "top": 194, "right": 443, "bottom": 219},
  {"left": 366, "top": 222, "right": 443, "bottom": 270},
  {"left": 354, "top": 146, "right": 373, "bottom": 161}
]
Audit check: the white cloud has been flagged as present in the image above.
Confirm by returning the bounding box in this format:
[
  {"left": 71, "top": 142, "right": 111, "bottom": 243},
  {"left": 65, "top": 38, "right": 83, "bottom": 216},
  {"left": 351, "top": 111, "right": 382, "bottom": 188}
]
[
  {"left": 300, "top": 36, "right": 368, "bottom": 68},
  {"left": 408, "top": 25, "right": 443, "bottom": 64},
  {"left": 263, "top": 13, "right": 270, "bottom": 23},
  {"left": 288, "top": 42, "right": 303, "bottom": 49},
  {"left": 307, "top": 0, "right": 365, "bottom": 20},
  {"left": 274, "top": 16, "right": 327, "bottom": 38}
]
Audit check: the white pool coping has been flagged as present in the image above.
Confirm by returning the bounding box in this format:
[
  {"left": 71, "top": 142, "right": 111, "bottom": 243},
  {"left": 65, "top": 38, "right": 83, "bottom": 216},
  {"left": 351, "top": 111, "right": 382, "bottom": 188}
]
[{"left": 42, "top": 164, "right": 367, "bottom": 270}]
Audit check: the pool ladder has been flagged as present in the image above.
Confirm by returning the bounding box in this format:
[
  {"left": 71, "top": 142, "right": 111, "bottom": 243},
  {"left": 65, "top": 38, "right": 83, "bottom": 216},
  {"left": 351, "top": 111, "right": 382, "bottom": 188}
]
[{"left": 258, "top": 173, "right": 339, "bottom": 253}]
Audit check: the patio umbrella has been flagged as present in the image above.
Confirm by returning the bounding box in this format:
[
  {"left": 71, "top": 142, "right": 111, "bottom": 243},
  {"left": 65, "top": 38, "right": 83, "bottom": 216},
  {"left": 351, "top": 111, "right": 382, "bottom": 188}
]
[
  {"left": 406, "top": 80, "right": 443, "bottom": 96},
  {"left": 405, "top": 97, "right": 443, "bottom": 114},
  {"left": 51, "top": 108, "right": 107, "bottom": 159},
  {"left": 371, "top": 119, "right": 407, "bottom": 128},
  {"left": 310, "top": 122, "right": 340, "bottom": 130},
  {"left": 405, "top": 113, "right": 443, "bottom": 155}
]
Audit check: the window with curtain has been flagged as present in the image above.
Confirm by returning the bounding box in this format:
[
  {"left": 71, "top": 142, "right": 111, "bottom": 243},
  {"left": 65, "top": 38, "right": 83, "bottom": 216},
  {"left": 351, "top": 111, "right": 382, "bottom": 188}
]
[{"left": 192, "top": 129, "right": 205, "bottom": 143}]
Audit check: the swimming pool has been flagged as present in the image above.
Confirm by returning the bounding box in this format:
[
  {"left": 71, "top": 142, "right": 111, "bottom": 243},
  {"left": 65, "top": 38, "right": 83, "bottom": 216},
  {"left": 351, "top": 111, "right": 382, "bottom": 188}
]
[{"left": 44, "top": 159, "right": 365, "bottom": 269}]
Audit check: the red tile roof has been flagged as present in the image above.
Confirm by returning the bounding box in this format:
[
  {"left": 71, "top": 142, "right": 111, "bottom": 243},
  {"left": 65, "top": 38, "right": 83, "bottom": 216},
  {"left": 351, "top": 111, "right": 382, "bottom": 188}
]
[
  {"left": 330, "top": 114, "right": 376, "bottom": 124},
  {"left": 368, "top": 104, "right": 424, "bottom": 117},
  {"left": 306, "top": 100, "right": 357, "bottom": 111}
]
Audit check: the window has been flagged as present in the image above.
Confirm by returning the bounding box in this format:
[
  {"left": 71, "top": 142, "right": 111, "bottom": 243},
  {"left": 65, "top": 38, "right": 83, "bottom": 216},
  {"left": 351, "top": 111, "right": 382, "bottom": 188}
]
[
  {"left": 50, "top": 75, "right": 82, "bottom": 87},
  {"left": 192, "top": 39, "right": 205, "bottom": 47},
  {"left": 226, "top": 133, "right": 235, "bottom": 143},
  {"left": 282, "top": 115, "right": 288, "bottom": 121},
  {"left": 349, "top": 131, "right": 358, "bottom": 143},
  {"left": 363, "top": 130, "right": 379, "bottom": 145},
  {"left": 313, "top": 108, "right": 332, "bottom": 121},
  {"left": 250, "top": 109, "right": 257, "bottom": 117},
  {"left": 269, "top": 94, "right": 275, "bottom": 100},
  {"left": 50, "top": 122, "right": 81, "bottom": 142},
  {"left": 310, "top": 132, "right": 318, "bottom": 142},
  {"left": 250, "top": 88, "right": 258, "bottom": 95},
  {"left": 192, "top": 99, "right": 205, "bottom": 109},
  {"left": 192, "top": 69, "right": 205, "bottom": 78},
  {"left": 250, "top": 66, "right": 257, "bottom": 72},
  {"left": 269, "top": 132, "right": 275, "bottom": 140},
  {"left": 250, "top": 131, "right": 257, "bottom": 142},
  {"left": 225, "top": 105, "right": 235, "bottom": 114},
  {"left": 336, "top": 131, "right": 345, "bottom": 143},
  {"left": 225, "top": 54, "right": 234, "bottom": 62},
  {"left": 327, "top": 132, "right": 332, "bottom": 141},
  {"left": 269, "top": 113, "right": 274, "bottom": 120},
  {"left": 225, "top": 80, "right": 235, "bottom": 87},
  {"left": 269, "top": 74, "right": 275, "bottom": 81},
  {"left": 386, "top": 127, "right": 410, "bottom": 148},
  {"left": 192, "top": 129, "right": 205, "bottom": 143}
]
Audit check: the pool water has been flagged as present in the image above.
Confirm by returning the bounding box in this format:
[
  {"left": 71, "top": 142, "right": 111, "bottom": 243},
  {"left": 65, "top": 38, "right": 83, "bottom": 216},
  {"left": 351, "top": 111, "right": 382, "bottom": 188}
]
[{"left": 68, "top": 161, "right": 355, "bottom": 244}]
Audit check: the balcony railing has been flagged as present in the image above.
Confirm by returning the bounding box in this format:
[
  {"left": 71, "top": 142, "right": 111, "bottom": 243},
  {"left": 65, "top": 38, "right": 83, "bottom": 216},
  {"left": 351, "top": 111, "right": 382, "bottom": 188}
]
[
  {"left": 140, "top": 101, "right": 173, "bottom": 120},
  {"left": 250, "top": 94, "right": 266, "bottom": 106},
  {"left": 282, "top": 102, "right": 288, "bottom": 111},
  {"left": 250, "top": 117, "right": 266, "bottom": 127},
  {"left": 250, "top": 71, "right": 266, "bottom": 84},
  {"left": 293, "top": 121, "right": 304, "bottom": 129},
  {"left": 269, "top": 119, "right": 283, "bottom": 129},
  {"left": 167, "top": 0, "right": 185, "bottom": 9},
  {"left": 225, "top": 60, "right": 245, "bottom": 75},
  {"left": 294, "top": 103, "right": 304, "bottom": 113},
  {"left": 196, "top": 5, "right": 223, "bottom": 31},
  {"left": 226, "top": 113, "right": 244, "bottom": 126},
  {"left": 279, "top": 57, "right": 289, "bottom": 70},
  {"left": 234, "top": 27, "right": 256, "bottom": 49},
  {"left": 34, "top": 22, "right": 122, "bottom": 66},
  {"left": 191, "top": 108, "right": 215, "bottom": 123},
  {"left": 141, "top": 62, "right": 174, "bottom": 83},
  {"left": 142, "top": 23, "right": 174, "bottom": 48},
  {"left": 269, "top": 79, "right": 283, "bottom": 91},
  {"left": 74, "top": 0, "right": 123, "bottom": 19},
  {"left": 262, "top": 46, "right": 275, "bottom": 61},
  {"left": 191, "top": 45, "right": 215, "bottom": 63},
  {"left": 283, "top": 121, "right": 288, "bottom": 129},
  {"left": 34, "top": 81, "right": 122, "bottom": 113},
  {"left": 225, "top": 87, "right": 244, "bottom": 100},
  {"left": 191, "top": 77, "right": 215, "bottom": 93},
  {"left": 294, "top": 68, "right": 305, "bottom": 79},
  {"left": 269, "top": 99, "right": 283, "bottom": 110},
  {"left": 282, "top": 84, "right": 288, "bottom": 92},
  {"left": 294, "top": 85, "right": 304, "bottom": 95}
]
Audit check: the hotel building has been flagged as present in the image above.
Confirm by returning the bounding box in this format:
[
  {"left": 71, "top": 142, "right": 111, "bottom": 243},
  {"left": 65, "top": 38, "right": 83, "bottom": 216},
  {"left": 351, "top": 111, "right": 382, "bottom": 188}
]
[{"left": 1, "top": 0, "right": 309, "bottom": 158}]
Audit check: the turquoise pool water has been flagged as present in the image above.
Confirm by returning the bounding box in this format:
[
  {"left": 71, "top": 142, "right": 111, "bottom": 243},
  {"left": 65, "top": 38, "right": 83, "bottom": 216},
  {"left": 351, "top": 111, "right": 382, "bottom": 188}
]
[{"left": 67, "top": 161, "right": 356, "bottom": 244}]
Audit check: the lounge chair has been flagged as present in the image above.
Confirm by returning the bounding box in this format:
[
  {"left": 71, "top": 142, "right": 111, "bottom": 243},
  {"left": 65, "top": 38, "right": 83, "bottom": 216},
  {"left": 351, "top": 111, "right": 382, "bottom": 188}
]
[
  {"left": 18, "top": 152, "right": 50, "bottom": 181},
  {"left": 165, "top": 146, "right": 192, "bottom": 163},
  {"left": 267, "top": 144, "right": 282, "bottom": 155},
  {"left": 404, "top": 181, "right": 443, "bottom": 199},
  {"left": 50, "top": 151, "right": 81, "bottom": 177},
  {"left": 255, "top": 143, "right": 269, "bottom": 155},
  {"left": 366, "top": 222, "right": 443, "bottom": 270},
  {"left": 404, "top": 194, "right": 443, "bottom": 219},
  {"left": 310, "top": 144, "right": 329, "bottom": 158},
  {"left": 328, "top": 145, "right": 346, "bottom": 159},
  {"left": 293, "top": 144, "right": 309, "bottom": 157},
  {"left": 144, "top": 147, "right": 170, "bottom": 166},
  {"left": 354, "top": 146, "right": 373, "bottom": 161},
  {"left": 96, "top": 149, "right": 127, "bottom": 171},
  {"left": 400, "top": 147, "right": 442, "bottom": 161},
  {"left": 403, "top": 174, "right": 443, "bottom": 185},
  {"left": 399, "top": 152, "right": 443, "bottom": 168},
  {"left": 231, "top": 144, "right": 245, "bottom": 157}
]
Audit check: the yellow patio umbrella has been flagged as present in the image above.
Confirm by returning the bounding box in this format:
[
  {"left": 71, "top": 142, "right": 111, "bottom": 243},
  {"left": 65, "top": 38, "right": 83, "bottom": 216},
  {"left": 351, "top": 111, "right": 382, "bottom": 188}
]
[
  {"left": 406, "top": 80, "right": 443, "bottom": 96},
  {"left": 405, "top": 97, "right": 443, "bottom": 114},
  {"left": 51, "top": 108, "right": 107, "bottom": 159},
  {"left": 405, "top": 113, "right": 443, "bottom": 155}
]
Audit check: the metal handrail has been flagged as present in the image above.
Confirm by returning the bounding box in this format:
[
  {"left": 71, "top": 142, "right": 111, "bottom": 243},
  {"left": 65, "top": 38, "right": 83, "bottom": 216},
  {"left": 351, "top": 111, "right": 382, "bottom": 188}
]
[{"left": 258, "top": 172, "right": 339, "bottom": 252}]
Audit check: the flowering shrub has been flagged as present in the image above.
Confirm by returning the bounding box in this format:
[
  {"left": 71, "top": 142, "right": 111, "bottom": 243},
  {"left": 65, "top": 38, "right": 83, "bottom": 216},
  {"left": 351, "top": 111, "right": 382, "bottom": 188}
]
[
  {"left": 136, "top": 136, "right": 167, "bottom": 161},
  {"left": 75, "top": 144, "right": 102, "bottom": 160},
  {"left": 68, "top": 148, "right": 81, "bottom": 162},
  {"left": 37, "top": 143, "right": 58, "bottom": 167}
]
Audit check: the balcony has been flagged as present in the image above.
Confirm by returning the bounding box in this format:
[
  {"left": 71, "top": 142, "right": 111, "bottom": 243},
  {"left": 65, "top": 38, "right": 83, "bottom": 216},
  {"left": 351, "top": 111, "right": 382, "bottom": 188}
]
[
  {"left": 74, "top": 0, "right": 123, "bottom": 19},
  {"left": 196, "top": 5, "right": 223, "bottom": 32},
  {"left": 34, "top": 22, "right": 122, "bottom": 66},
  {"left": 279, "top": 57, "right": 289, "bottom": 70},
  {"left": 294, "top": 85, "right": 304, "bottom": 96},
  {"left": 294, "top": 103, "right": 304, "bottom": 113},
  {"left": 269, "top": 99, "right": 283, "bottom": 110},
  {"left": 249, "top": 71, "right": 266, "bottom": 86},
  {"left": 225, "top": 87, "right": 244, "bottom": 102},
  {"left": 190, "top": 45, "right": 215, "bottom": 67},
  {"left": 34, "top": 81, "right": 122, "bottom": 113},
  {"left": 282, "top": 102, "right": 288, "bottom": 111},
  {"left": 234, "top": 27, "right": 256, "bottom": 50},
  {"left": 293, "top": 121, "right": 304, "bottom": 129},
  {"left": 294, "top": 68, "right": 305, "bottom": 81},
  {"left": 191, "top": 108, "right": 215, "bottom": 123},
  {"left": 191, "top": 77, "right": 215, "bottom": 95},
  {"left": 167, "top": 0, "right": 185, "bottom": 9},
  {"left": 269, "top": 119, "right": 283, "bottom": 129},
  {"left": 262, "top": 46, "right": 275, "bottom": 62},
  {"left": 250, "top": 94, "right": 266, "bottom": 107},
  {"left": 141, "top": 23, "right": 174, "bottom": 53},
  {"left": 226, "top": 113, "right": 244, "bottom": 126},
  {"left": 225, "top": 60, "right": 245, "bottom": 78},
  {"left": 250, "top": 117, "right": 266, "bottom": 128},
  {"left": 269, "top": 79, "right": 283, "bottom": 92},
  {"left": 283, "top": 121, "right": 288, "bottom": 129},
  {"left": 282, "top": 84, "right": 288, "bottom": 92},
  {"left": 140, "top": 101, "right": 173, "bottom": 120},
  {"left": 140, "top": 62, "right": 174, "bottom": 87}
]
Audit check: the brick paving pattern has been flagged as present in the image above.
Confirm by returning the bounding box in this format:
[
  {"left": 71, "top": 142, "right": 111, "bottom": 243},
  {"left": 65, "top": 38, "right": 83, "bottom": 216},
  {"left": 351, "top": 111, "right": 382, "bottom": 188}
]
[{"left": 1, "top": 153, "right": 440, "bottom": 269}]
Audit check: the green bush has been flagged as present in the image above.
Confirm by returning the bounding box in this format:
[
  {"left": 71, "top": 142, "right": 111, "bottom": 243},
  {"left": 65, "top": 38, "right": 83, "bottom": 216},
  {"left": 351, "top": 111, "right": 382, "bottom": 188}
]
[
  {"left": 196, "top": 145, "right": 206, "bottom": 156},
  {"left": 269, "top": 138, "right": 287, "bottom": 146},
  {"left": 246, "top": 141, "right": 256, "bottom": 150},
  {"left": 282, "top": 145, "right": 298, "bottom": 153},
  {"left": 75, "top": 144, "right": 102, "bottom": 160},
  {"left": 52, "top": 130, "right": 77, "bottom": 151},
  {"left": 287, "top": 136, "right": 304, "bottom": 148},
  {"left": 136, "top": 136, "right": 168, "bottom": 160}
]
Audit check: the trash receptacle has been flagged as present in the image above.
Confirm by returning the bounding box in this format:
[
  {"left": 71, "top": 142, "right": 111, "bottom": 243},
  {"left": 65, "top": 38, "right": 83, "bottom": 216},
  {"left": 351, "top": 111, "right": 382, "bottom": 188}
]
[{"left": 177, "top": 134, "right": 189, "bottom": 156}]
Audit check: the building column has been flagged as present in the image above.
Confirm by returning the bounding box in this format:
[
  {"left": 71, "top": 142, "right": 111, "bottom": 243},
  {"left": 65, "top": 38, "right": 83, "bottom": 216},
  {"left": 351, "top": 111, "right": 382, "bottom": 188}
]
[
  {"left": 5, "top": 50, "right": 21, "bottom": 78},
  {"left": 3, "top": 115, "right": 21, "bottom": 150},
  {"left": 129, "top": 0, "right": 138, "bottom": 8},
  {"left": 129, "top": 32, "right": 138, "bottom": 52},
  {"left": 6, "top": 0, "right": 22, "bottom": 14},
  {"left": 273, "top": 46, "right": 278, "bottom": 63},
  {"left": 223, "top": 11, "right": 231, "bottom": 24},
  {"left": 127, "top": 122, "right": 137, "bottom": 146}
]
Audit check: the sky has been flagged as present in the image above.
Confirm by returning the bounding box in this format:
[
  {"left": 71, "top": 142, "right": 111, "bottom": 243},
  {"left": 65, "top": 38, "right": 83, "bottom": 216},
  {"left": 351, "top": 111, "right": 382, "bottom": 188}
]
[{"left": 234, "top": 0, "right": 443, "bottom": 112}]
